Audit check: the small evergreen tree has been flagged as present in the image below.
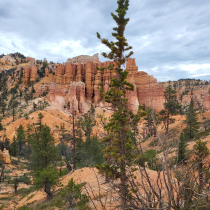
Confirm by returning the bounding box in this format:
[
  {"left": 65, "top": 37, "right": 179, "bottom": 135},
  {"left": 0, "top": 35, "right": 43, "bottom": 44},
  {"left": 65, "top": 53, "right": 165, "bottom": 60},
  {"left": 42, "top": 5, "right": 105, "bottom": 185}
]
[
  {"left": 33, "top": 165, "right": 59, "bottom": 199},
  {"left": 12, "top": 100, "right": 19, "bottom": 122},
  {"left": 10, "top": 136, "right": 17, "bottom": 157},
  {"left": 144, "top": 108, "right": 159, "bottom": 137},
  {"left": 184, "top": 97, "right": 199, "bottom": 141},
  {"left": 0, "top": 122, "right": 3, "bottom": 131},
  {"left": 178, "top": 132, "right": 187, "bottom": 163},
  {"left": 193, "top": 139, "right": 209, "bottom": 193},
  {"left": 1, "top": 100, "right": 6, "bottom": 118},
  {"left": 16, "top": 125, "right": 25, "bottom": 157},
  {"left": 30, "top": 123, "right": 58, "bottom": 198},
  {"left": 159, "top": 85, "right": 181, "bottom": 134},
  {"left": 96, "top": 0, "right": 142, "bottom": 206},
  {"left": 4, "top": 138, "right": 10, "bottom": 150}
]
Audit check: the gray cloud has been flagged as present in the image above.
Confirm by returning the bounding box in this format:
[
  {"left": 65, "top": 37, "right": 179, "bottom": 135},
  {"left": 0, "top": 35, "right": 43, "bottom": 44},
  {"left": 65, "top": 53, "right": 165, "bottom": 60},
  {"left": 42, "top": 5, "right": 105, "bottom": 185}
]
[{"left": 0, "top": 0, "right": 210, "bottom": 81}]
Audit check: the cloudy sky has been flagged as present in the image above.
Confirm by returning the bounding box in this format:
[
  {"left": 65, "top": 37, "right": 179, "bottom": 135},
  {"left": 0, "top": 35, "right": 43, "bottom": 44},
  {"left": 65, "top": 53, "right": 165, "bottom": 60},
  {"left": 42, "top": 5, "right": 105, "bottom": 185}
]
[{"left": 1, "top": 0, "right": 210, "bottom": 82}]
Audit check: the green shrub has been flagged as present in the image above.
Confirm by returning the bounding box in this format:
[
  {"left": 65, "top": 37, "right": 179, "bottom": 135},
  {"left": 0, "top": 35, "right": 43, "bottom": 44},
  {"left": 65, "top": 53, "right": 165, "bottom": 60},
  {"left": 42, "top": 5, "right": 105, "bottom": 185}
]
[
  {"left": 142, "top": 134, "right": 150, "bottom": 143},
  {"left": 11, "top": 159, "right": 19, "bottom": 165},
  {"left": 16, "top": 186, "right": 35, "bottom": 196},
  {"left": 60, "top": 168, "right": 68, "bottom": 176},
  {"left": 17, "top": 174, "right": 31, "bottom": 185},
  {"left": 142, "top": 150, "right": 162, "bottom": 170},
  {"left": 59, "top": 178, "right": 89, "bottom": 209},
  {"left": 49, "top": 196, "right": 64, "bottom": 208},
  {"left": 17, "top": 206, "right": 33, "bottom": 210},
  {"left": 4, "top": 169, "right": 11, "bottom": 174},
  {"left": 195, "top": 131, "right": 209, "bottom": 140},
  {"left": 24, "top": 113, "right": 29, "bottom": 120},
  {"left": 0, "top": 205, "right": 5, "bottom": 210},
  {"left": 0, "top": 160, "right": 4, "bottom": 167},
  {"left": 149, "top": 139, "right": 159, "bottom": 147}
]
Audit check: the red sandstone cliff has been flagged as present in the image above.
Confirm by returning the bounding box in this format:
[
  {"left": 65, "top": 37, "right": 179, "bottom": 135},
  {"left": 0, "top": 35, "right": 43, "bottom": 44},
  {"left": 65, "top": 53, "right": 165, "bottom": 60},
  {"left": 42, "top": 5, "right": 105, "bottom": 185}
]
[
  {"left": 22, "top": 61, "right": 37, "bottom": 85},
  {"left": 47, "top": 55, "right": 164, "bottom": 114}
]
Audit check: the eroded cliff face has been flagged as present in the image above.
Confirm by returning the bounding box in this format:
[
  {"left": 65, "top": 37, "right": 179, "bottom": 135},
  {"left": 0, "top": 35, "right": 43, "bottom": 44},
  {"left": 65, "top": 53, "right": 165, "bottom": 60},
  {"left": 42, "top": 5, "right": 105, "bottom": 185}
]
[
  {"left": 48, "top": 55, "right": 164, "bottom": 114},
  {"left": 22, "top": 61, "right": 37, "bottom": 85},
  {"left": 126, "top": 59, "right": 165, "bottom": 113},
  {"left": 162, "top": 80, "right": 210, "bottom": 111}
]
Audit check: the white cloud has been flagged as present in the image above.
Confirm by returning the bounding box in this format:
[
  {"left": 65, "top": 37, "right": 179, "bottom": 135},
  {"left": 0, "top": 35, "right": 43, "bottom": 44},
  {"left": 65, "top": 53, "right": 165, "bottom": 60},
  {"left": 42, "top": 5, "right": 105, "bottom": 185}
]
[
  {"left": 179, "top": 64, "right": 210, "bottom": 72},
  {"left": 191, "top": 73, "right": 210, "bottom": 77},
  {"left": 1, "top": 0, "right": 210, "bottom": 81}
]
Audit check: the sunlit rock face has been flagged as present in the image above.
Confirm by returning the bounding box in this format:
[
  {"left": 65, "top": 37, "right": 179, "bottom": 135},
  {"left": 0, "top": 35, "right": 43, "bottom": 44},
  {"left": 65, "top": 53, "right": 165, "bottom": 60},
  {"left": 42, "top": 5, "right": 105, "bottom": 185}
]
[
  {"left": 22, "top": 61, "right": 37, "bottom": 85},
  {"left": 48, "top": 54, "right": 164, "bottom": 114},
  {"left": 204, "top": 95, "right": 210, "bottom": 110},
  {"left": 126, "top": 58, "right": 165, "bottom": 112}
]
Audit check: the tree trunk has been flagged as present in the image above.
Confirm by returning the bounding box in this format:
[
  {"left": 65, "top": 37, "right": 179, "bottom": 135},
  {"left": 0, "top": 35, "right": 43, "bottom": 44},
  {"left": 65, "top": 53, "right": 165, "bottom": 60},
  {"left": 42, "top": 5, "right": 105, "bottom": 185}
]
[
  {"left": 0, "top": 163, "right": 5, "bottom": 183},
  {"left": 19, "top": 141, "right": 21, "bottom": 157},
  {"left": 199, "top": 162, "right": 203, "bottom": 193},
  {"left": 73, "top": 111, "right": 76, "bottom": 170},
  {"left": 105, "top": 156, "right": 111, "bottom": 182},
  {"left": 65, "top": 159, "right": 72, "bottom": 172},
  {"left": 120, "top": 128, "right": 127, "bottom": 208},
  {"left": 13, "top": 107, "right": 15, "bottom": 122},
  {"left": 166, "top": 113, "right": 169, "bottom": 134},
  {"left": 44, "top": 184, "right": 52, "bottom": 199},
  {"left": 14, "top": 179, "right": 18, "bottom": 194},
  {"left": 120, "top": 159, "right": 126, "bottom": 208}
]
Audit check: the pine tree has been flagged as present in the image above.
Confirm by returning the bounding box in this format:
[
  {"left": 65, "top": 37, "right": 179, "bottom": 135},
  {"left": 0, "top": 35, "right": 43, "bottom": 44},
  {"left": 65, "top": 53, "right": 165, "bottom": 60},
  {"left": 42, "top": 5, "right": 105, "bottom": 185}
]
[
  {"left": 178, "top": 132, "right": 187, "bottom": 163},
  {"left": 12, "top": 100, "right": 19, "bottom": 122},
  {"left": 4, "top": 138, "right": 10, "bottom": 150},
  {"left": 10, "top": 136, "right": 17, "bottom": 157},
  {"left": 144, "top": 108, "right": 159, "bottom": 137},
  {"left": 81, "top": 105, "right": 96, "bottom": 149},
  {"left": 1, "top": 100, "right": 6, "bottom": 118},
  {"left": 16, "top": 125, "right": 25, "bottom": 157},
  {"left": 193, "top": 139, "right": 209, "bottom": 193},
  {"left": 96, "top": 0, "right": 142, "bottom": 207},
  {"left": 69, "top": 109, "right": 77, "bottom": 170},
  {"left": 184, "top": 97, "right": 199, "bottom": 141},
  {"left": 0, "top": 122, "right": 3, "bottom": 131},
  {"left": 30, "top": 124, "right": 57, "bottom": 170},
  {"left": 30, "top": 124, "right": 58, "bottom": 198},
  {"left": 25, "top": 124, "right": 33, "bottom": 160},
  {"left": 159, "top": 85, "right": 181, "bottom": 134}
]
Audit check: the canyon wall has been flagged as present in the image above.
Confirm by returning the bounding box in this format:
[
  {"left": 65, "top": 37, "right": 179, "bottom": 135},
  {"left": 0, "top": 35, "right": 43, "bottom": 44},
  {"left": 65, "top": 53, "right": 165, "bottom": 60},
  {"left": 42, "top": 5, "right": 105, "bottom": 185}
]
[
  {"left": 49, "top": 54, "right": 164, "bottom": 114},
  {"left": 67, "top": 53, "right": 99, "bottom": 64},
  {"left": 22, "top": 60, "right": 37, "bottom": 85}
]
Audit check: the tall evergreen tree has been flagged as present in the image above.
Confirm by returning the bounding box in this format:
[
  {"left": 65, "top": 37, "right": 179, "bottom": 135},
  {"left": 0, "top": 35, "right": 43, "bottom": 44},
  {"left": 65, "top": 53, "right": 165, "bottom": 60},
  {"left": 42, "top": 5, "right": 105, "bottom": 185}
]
[
  {"left": 81, "top": 105, "right": 96, "bottom": 149},
  {"left": 144, "top": 108, "right": 159, "bottom": 137},
  {"left": 193, "top": 139, "right": 209, "bottom": 193},
  {"left": 30, "top": 124, "right": 58, "bottom": 198},
  {"left": 16, "top": 125, "right": 25, "bottom": 157},
  {"left": 12, "top": 100, "right": 19, "bottom": 122},
  {"left": 1, "top": 100, "right": 6, "bottom": 118},
  {"left": 96, "top": 0, "right": 142, "bottom": 207},
  {"left": 184, "top": 97, "right": 199, "bottom": 140},
  {"left": 178, "top": 132, "right": 187, "bottom": 163},
  {"left": 30, "top": 124, "right": 57, "bottom": 170},
  {"left": 159, "top": 85, "right": 181, "bottom": 134},
  {"left": 10, "top": 136, "right": 17, "bottom": 157}
]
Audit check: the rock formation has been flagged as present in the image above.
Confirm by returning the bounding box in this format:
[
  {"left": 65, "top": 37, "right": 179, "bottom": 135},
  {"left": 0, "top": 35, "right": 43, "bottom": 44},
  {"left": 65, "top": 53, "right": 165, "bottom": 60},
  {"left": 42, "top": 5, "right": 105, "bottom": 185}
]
[
  {"left": 203, "top": 95, "right": 210, "bottom": 110},
  {"left": 67, "top": 53, "right": 99, "bottom": 64},
  {"left": 45, "top": 68, "right": 49, "bottom": 76},
  {"left": 22, "top": 61, "right": 37, "bottom": 85},
  {"left": 48, "top": 54, "right": 164, "bottom": 114},
  {"left": 26, "top": 57, "right": 35, "bottom": 62},
  {"left": 38, "top": 85, "right": 49, "bottom": 95},
  {"left": 0, "top": 149, "right": 11, "bottom": 164},
  {"left": 0, "top": 55, "right": 16, "bottom": 64},
  {"left": 126, "top": 58, "right": 165, "bottom": 112}
]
